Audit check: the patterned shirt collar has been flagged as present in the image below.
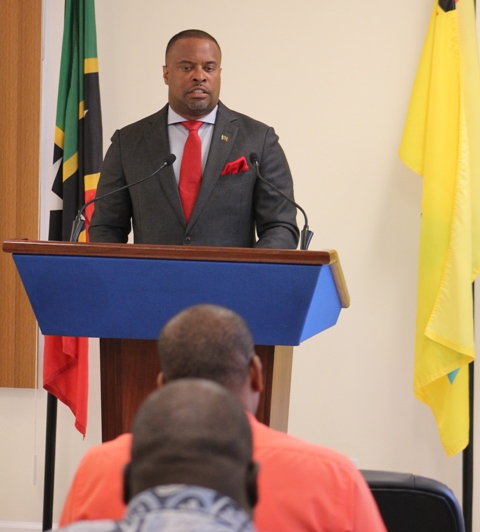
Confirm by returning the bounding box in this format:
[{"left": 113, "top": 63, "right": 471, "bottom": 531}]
[{"left": 59, "top": 485, "right": 256, "bottom": 532}]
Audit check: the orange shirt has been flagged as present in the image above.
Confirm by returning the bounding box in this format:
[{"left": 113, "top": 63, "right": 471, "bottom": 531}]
[
  {"left": 60, "top": 417, "right": 386, "bottom": 531},
  {"left": 60, "top": 433, "right": 131, "bottom": 525},
  {"left": 248, "top": 413, "right": 386, "bottom": 531}
]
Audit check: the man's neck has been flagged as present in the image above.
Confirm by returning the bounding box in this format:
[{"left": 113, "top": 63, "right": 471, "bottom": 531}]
[{"left": 167, "top": 104, "right": 218, "bottom": 124}]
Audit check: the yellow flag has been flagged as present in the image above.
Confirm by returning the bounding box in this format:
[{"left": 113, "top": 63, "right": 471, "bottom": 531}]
[{"left": 399, "top": 0, "right": 480, "bottom": 456}]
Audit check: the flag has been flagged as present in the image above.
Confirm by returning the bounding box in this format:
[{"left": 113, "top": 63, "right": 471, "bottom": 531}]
[
  {"left": 44, "top": 0, "right": 102, "bottom": 436},
  {"left": 399, "top": 0, "right": 480, "bottom": 456}
]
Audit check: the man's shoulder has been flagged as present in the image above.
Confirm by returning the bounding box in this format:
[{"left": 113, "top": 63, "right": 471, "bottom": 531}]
[
  {"left": 116, "top": 105, "right": 168, "bottom": 135},
  {"left": 80, "top": 433, "right": 132, "bottom": 466},
  {"left": 217, "top": 101, "right": 271, "bottom": 132},
  {"left": 248, "top": 414, "right": 358, "bottom": 473},
  {"left": 56, "top": 520, "right": 117, "bottom": 532}
]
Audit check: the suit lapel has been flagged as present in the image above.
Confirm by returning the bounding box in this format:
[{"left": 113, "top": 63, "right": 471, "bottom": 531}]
[
  {"left": 187, "top": 102, "right": 238, "bottom": 228},
  {"left": 144, "top": 105, "right": 186, "bottom": 225}
]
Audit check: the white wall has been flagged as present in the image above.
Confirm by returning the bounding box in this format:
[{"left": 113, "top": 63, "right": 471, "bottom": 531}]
[{"left": 1, "top": 0, "right": 479, "bottom": 529}]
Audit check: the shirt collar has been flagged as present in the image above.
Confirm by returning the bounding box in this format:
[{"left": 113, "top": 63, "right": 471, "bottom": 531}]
[
  {"left": 168, "top": 105, "right": 218, "bottom": 125},
  {"left": 125, "top": 484, "right": 254, "bottom": 530}
]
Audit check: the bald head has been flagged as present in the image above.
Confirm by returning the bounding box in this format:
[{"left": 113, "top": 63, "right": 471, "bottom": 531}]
[
  {"left": 158, "top": 305, "right": 256, "bottom": 394},
  {"left": 128, "top": 379, "right": 256, "bottom": 513}
]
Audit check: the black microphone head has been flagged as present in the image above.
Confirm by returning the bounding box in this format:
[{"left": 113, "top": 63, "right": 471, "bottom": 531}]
[
  {"left": 164, "top": 153, "right": 176, "bottom": 166},
  {"left": 249, "top": 153, "right": 260, "bottom": 166}
]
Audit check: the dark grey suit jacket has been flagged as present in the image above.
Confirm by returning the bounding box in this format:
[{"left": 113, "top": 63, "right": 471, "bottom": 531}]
[{"left": 89, "top": 101, "right": 299, "bottom": 248}]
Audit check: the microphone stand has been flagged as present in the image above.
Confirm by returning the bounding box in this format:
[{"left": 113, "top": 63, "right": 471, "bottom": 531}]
[
  {"left": 70, "top": 155, "right": 176, "bottom": 242},
  {"left": 251, "top": 157, "right": 313, "bottom": 250}
]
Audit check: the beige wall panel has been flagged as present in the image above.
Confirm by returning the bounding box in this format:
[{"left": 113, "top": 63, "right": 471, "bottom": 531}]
[{"left": 0, "top": 0, "right": 41, "bottom": 388}]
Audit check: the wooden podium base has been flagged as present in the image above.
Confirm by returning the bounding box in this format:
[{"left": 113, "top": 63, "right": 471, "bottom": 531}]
[
  {"left": 3, "top": 239, "right": 348, "bottom": 532},
  {"left": 100, "top": 339, "right": 292, "bottom": 442}
]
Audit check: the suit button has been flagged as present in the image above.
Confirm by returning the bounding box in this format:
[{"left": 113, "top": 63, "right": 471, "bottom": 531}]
[{"left": 184, "top": 235, "right": 191, "bottom": 244}]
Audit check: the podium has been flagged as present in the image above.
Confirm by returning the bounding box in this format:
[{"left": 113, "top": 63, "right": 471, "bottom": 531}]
[{"left": 3, "top": 239, "right": 349, "bottom": 439}]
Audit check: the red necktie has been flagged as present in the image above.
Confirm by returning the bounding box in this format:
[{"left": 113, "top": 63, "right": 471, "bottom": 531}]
[{"left": 179, "top": 121, "right": 202, "bottom": 223}]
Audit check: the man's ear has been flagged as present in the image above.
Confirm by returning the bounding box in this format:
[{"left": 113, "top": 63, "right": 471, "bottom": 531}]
[
  {"left": 156, "top": 371, "right": 165, "bottom": 388},
  {"left": 122, "top": 462, "right": 132, "bottom": 504},
  {"left": 162, "top": 65, "right": 169, "bottom": 85},
  {"left": 250, "top": 355, "right": 264, "bottom": 393},
  {"left": 246, "top": 461, "right": 259, "bottom": 510}
]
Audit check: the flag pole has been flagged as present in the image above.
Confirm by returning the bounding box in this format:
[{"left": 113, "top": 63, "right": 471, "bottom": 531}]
[
  {"left": 462, "top": 6, "right": 475, "bottom": 528},
  {"left": 463, "top": 2, "right": 476, "bottom": 530},
  {"left": 461, "top": 360, "right": 473, "bottom": 532},
  {"left": 41, "top": 0, "right": 102, "bottom": 527},
  {"left": 42, "top": 393, "right": 57, "bottom": 531},
  {"left": 462, "top": 282, "right": 475, "bottom": 532}
]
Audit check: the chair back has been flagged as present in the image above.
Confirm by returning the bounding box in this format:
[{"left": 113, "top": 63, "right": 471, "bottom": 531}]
[{"left": 361, "top": 470, "right": 465, "bottom": 532}]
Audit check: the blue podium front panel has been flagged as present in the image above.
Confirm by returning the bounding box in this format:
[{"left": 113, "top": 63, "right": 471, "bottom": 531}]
[{"left": 13, "top": 254, "right": 342, "bottom": 346}]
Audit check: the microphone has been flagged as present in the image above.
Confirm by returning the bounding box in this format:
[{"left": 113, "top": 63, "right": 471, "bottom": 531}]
[
  {"left": 70, "top": 154, "right": 176, "bottom": 242},
  {"left": 249, "top": 153, "right": 313, "bottom": 250}
]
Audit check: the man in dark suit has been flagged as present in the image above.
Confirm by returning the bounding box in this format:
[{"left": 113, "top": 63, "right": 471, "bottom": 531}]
[{"left": 89, "top": 29, "right": 299, "bottom": 248}]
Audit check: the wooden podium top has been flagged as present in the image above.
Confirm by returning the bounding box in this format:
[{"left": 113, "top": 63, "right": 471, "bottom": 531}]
[
  {"left": 4, "top": 238, "right": 335, "bottom": 263},
  {"left": 3, "top": 239, "right": 349, "bottom": 308},
  {"left": 4, "top": 239, "right": 349, "bottom": 343}
]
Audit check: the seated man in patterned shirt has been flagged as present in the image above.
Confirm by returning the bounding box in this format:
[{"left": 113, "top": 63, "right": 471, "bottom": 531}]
[{"left": 54, "top": 379, "right": 258, "bottom": 532}]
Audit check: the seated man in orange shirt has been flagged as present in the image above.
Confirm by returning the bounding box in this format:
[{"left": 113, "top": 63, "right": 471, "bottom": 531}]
[
  {"left": 56, "top": 379, "right": 258, "bottom": 532},
  {"left": 60, "top": 305, "right": 386, "bottom": 532}
]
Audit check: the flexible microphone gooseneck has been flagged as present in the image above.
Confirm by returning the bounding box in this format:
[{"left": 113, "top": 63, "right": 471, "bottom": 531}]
[
  {"left": 70, "top": 154, "right": 176, "bottom": 242},
  {"left": 249, "top": 153, "right": 313, "bottom": 250}
]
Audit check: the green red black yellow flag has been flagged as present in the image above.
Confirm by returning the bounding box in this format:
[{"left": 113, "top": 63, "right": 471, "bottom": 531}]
[{"left": 45, "top": 0, "right": 102, "bottom": 436}]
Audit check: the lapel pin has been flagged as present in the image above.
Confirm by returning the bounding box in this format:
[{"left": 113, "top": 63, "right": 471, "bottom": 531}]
[{"left": 221, "top": 134, "right": 228, "bottom": 142}]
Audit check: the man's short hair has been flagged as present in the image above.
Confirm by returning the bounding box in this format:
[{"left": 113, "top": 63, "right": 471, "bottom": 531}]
[
  {"left": 165, "top": 29, "right": 221, "bottom": 60},
  {"left": 158, "top": 305, "right": 255, "bottom": 393},
  {"left": 129, "top": 379, "right": 254, "bottom": 502}
]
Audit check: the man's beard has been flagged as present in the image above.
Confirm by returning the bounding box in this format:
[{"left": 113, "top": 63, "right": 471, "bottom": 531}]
[{"left": 187, "top": 100, "right": 209, "bottom": 111}]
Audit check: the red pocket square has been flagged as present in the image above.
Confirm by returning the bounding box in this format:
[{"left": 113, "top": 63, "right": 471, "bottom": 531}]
[{"left": 221, "top": 156, "right": 250, "bottom": 176}]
